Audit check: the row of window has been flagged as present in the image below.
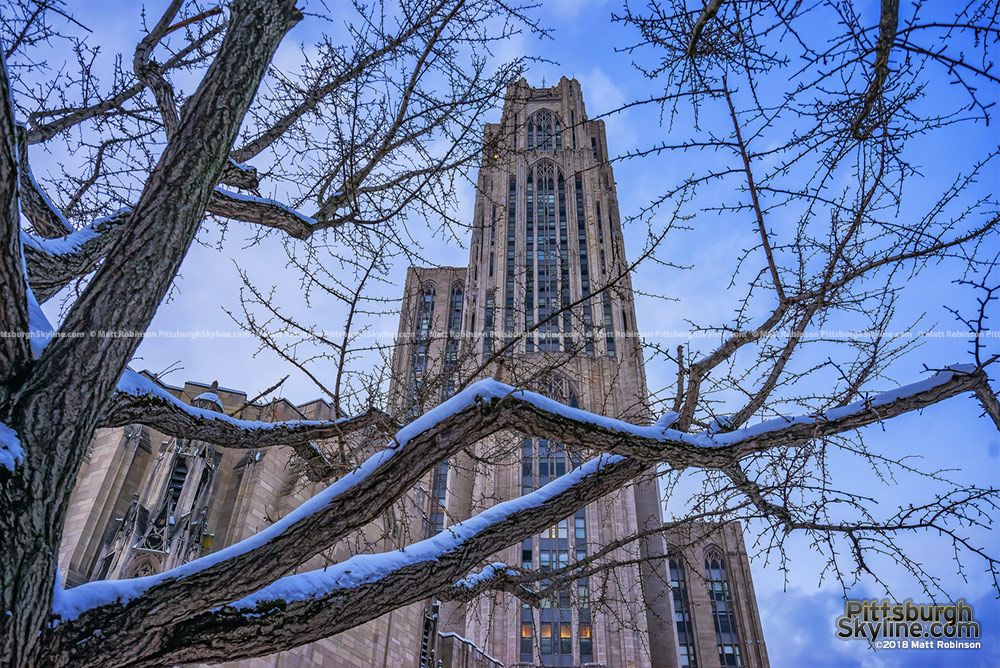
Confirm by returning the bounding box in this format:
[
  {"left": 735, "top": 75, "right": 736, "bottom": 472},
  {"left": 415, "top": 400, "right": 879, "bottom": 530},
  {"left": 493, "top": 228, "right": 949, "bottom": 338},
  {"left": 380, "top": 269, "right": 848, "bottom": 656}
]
[
  {"left": 521, "top": 620, "right": 591, "bottom": 659},
  {"left": 670, "top": 552, "right": 745, "bottom": 667},
  {"left": 409, "top": 281, "right": 464, "bottom": 416},
  {"left": 488, "top": 169, "right": 615, "bottom": 357},
  {"left": 520, "top": 431, "right": 593, "bottom": 666},
  {"left": 511, "top": 107, "right": 598, "bottom": 157}
]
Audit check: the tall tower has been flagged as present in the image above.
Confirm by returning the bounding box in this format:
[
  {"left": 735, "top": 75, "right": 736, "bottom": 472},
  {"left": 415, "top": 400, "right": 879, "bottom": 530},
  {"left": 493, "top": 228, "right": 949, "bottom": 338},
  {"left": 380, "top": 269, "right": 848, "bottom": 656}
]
[{"left": 391, "top": 78, "right": 769, "bottom": 668}]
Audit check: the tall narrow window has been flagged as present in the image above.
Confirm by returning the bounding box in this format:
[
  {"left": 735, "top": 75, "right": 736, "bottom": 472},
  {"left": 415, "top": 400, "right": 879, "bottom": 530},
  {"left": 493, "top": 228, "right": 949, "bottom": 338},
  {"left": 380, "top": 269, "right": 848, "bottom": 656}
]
[
  {"left": 537, "top": 162, "right": 557, "bottom": 350},
  {"left": 482, "top": 291, "right": 494, "bottom": 357},
  {"left": 489, "top": 204, "right": 496, "bottom": 277},
  {"left": 525, "top": 173, "right": 535, "bottom": 351},
  {"left": 521, "top": 621, "right": 534, "bottom": 659},
  {"left": 596, "top": 201, "right": 606, "bottom": 273},
  {"left": 706, "top": 549, "right": 743, "bottom": 667},
  {"left": 559, "top": 175, "right": 571, "bottom": 348},
  {"left": 505, "top": 177, "right": 517, "bottom": 345},
  {"left": 524, "top": 161, "right": 566, "bottom": 352},
  {"left": 575, "top": 176, "right": 594, "bottom": 354},
  {"left": 579, "top": 622, "right": 592, "bottom": 662},
  {"left": 410, "top": 285, "right": 435, "bottom": 414},
  {"left": 670, "top": 556, "right": 699, "bottom": 667},
  {"left": 603, "top": 292, "right": 616, "bottom": 357},
  {"left": 429, "top": 460, "right": 448, "bottom": 535},
  {"left": 441, "top": 283, "right": 463, "bottom": 400}
]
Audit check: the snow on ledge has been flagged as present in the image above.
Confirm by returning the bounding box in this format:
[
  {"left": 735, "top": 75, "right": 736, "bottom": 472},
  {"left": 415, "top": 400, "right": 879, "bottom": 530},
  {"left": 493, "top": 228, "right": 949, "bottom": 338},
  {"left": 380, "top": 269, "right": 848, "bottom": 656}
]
[
  {"left": 439, "top": 631, "right": 503, "bottom": 666},
  {"left": 192, "top": 391, "right": 223, "bottom": 409}
]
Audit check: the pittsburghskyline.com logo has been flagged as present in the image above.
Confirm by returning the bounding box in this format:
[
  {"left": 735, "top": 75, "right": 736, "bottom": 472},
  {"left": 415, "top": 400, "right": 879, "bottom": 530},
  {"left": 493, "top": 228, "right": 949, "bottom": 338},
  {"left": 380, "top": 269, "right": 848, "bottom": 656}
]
[{"left": 836, "top": 599, "right": 982, "bottom": 650}]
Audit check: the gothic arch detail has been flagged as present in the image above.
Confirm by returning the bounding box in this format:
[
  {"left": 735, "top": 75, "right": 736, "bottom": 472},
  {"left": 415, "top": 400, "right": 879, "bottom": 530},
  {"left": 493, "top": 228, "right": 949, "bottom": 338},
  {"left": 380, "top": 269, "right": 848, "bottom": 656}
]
[
  {"left": 526, "top": 108, "right": 562, "bottom": 151},
  {"left": 704, "top": 546, "right": 744, "bottom": 667}
]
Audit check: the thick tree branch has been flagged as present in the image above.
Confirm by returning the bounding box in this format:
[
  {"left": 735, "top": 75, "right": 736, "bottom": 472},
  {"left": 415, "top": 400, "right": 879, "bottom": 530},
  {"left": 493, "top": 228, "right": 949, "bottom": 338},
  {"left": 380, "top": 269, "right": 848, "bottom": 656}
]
[
  {"left": 101, "top": 370, "right": 395, "bottom": 481},
  {"left": 81, "top": 455, "right": 649, "bottom": 667},
  {"left": 13, "top": 126, "right": 73, "bottom": 238},
  {"left": 0, "top": 54, "right": 31, "bottom": 385},
  {"left": 208, "top": 186, "right": 321, "bottom": 239},
  {"left": 22, "top": 211, "right": 127, "bottom": 302},
  {"left": 52, "top": 365, "right": 988, "bottom": 659},
  {"left": 685, "top": 0, "right": 725, "bottom": 58},
  {"left": 132, "top": 0, "right": 184, "bottom": 138},
  {"left": 850, "top": 0, "right": 899, "bottom": 140}
]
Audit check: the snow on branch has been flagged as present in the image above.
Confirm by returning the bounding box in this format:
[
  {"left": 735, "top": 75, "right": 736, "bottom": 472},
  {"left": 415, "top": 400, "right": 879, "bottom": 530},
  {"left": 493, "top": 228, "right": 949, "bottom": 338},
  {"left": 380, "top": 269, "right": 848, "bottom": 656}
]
[
  {"left": 53, "top": 380, "right": 522, "bottom": 641},
  {"left": 62, "top": 453, "right": 647, "bottom": 667},
  {"left": 710, "top": 364, "right": 990, "bottom": 453},
  {"left": 103, "top": 369, "right": 392, "bottom": 480},
  {"left": 208, "top": 186, "right": 321, "bottom": 239},
  {"left": 22, "top": 209, "right": 129, "bottom": 302},
  {"left": 52, "top": 366, "right": 990, "bottom": 662}
]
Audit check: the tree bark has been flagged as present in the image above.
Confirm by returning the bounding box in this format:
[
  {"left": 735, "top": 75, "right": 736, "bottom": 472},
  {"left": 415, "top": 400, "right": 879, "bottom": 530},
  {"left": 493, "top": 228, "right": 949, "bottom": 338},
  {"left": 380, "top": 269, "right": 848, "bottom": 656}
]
[{"left": 0, "top": 3, "right": 301, "bottom": 665}]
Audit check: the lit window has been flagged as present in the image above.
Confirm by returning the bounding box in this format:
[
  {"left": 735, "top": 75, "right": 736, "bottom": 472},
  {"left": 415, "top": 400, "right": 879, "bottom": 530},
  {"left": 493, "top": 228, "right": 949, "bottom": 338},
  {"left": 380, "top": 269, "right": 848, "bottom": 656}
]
[
  {"left": 579, "top": 622, "right": 593, "bottom": 658},
  {"left": 521, "top": 622, "right": 533, "bottom": 656},
  {"left": 540, "top": 622, "right": 553, "bottom": 654}
]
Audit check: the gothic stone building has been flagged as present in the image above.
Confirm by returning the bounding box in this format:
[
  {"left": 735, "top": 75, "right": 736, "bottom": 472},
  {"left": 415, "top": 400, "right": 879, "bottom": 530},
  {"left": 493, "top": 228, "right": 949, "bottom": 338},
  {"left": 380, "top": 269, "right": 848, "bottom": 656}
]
[{"left": 60, "top": 78, "right": 768, "bottom": 668}]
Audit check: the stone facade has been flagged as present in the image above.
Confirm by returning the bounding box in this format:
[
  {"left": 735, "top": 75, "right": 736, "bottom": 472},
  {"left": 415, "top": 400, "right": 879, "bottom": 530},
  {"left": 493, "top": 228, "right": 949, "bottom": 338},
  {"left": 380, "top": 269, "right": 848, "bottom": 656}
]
[
  {"left": 59, "top": 77, "right": 769, "bottom": 668},
  {"left": 59, "top": 377, "right": 425, "bottom": 668},
  {"left": 389, "top": 78, "right": 769, "bottom": 668}
]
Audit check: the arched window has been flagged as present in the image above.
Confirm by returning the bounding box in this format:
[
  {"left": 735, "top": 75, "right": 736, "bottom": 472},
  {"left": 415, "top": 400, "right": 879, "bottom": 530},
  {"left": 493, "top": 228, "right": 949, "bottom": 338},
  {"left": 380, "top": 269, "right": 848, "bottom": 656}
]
[
  {"left": 410, "top": 283, "right": 435, "bottom": 414},
  {"left": 575, "top": 176, "right": 594, "bottom": 354},
  {"left": 505, "top": 176, "right": 517, "bottom": 344},
  {"left": 524, "top": 160, "right": 567, "bottom": 352},
  {"left": 526, "top": 108, "right": 562, "bottom": 152},
  {"left": 441, "top": 282, "right": 463, "bottom": 401},
  {"left": 669, "top": 554, "right": 698, "bottom": 667},
  {"left": 705, "top": 547, "right": 743, "bottom": 667}
]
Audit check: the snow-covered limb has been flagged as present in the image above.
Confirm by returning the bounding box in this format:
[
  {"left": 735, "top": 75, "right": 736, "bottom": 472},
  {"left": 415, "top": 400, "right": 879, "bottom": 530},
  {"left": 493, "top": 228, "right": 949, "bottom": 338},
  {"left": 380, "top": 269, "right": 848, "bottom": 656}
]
[
  {"left": 13, "top": 123, "right": 74, "bottom": 239},
  {"left": 209, "top": 186, "right": 322, "bottom": 239},
  {"left": 59, "top": 453, "right": 646, "bottom": 667},
  {"left": 52, "top": 380, "right": 519, "bottom": 650},
  {"left": 709, "top": 364, "right": 989, "bottom": 454},
  {"left": 103, "top": 369, "right": 393, "bottom": 480},
  {"left": 453, "top": 562, "right": 520, "bottom": 588},
  {"left": 22, "top": 210, "right": 128, "bottom": 302},
  {"left": 52, "top": 364, "right": 990, "bottom": 663}
]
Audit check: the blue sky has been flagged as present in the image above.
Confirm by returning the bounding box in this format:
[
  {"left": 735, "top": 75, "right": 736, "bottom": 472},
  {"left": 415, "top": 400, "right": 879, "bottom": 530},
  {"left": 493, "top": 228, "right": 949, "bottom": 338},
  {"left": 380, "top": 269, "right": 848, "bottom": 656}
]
[{"left": 20, "top": 1, "right": 1000, "bottom": 666}]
